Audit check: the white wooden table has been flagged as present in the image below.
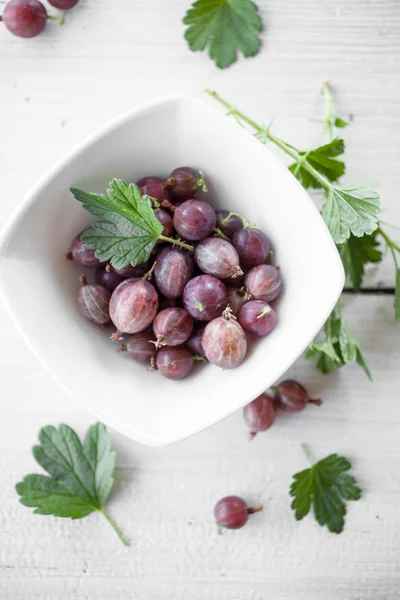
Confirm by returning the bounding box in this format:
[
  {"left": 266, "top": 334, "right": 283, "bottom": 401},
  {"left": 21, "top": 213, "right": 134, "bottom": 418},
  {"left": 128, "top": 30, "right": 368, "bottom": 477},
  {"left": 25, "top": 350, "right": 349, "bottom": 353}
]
[{"left": 1, "top": 1, "right": 400, "bottom": 598}]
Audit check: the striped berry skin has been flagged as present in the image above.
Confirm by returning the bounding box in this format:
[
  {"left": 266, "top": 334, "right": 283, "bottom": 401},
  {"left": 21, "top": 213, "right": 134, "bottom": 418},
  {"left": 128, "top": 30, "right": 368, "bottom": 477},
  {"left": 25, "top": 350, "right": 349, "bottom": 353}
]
[
  {"left": 152, "top": 308, "right": 193, "bottom": 348},
  {"left": 183, "top": 275, "right": 228, "bottom": 322},
  {"left": 77, "top": 276, "right": 111, "bottom": 325},
  {"left": 173, "top": 200, "right": 216, "bottom": 241},
  {"left": 245, "top": 265, "right": 283, "bottom": 303},
  {"left": 232, "top": 228, "right": 271, "bottom": 267},
  {"left": 194, "top": 237, "right": 243, "bottom": 279},
  {"left": 201, "top": 309, "right": 247, "bottom": 369},
  {"left": 155, "top": 247, "right": 194, "bottom": 299},
  {"left": 109, "top": 279, "right": 158, "bottom": 335},
  {"left": 238, "top": 300, "right": 277, "bottom": 337}
]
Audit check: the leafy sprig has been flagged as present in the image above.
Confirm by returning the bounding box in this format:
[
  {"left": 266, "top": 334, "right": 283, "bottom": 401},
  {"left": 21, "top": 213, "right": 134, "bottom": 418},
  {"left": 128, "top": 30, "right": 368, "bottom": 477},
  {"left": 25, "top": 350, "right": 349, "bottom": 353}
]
[
  {"left": 206, "top": 85, "right": 400, "bottom": 376},
  {"left": 70, "top": 180, "right": 194, "bottom": 269},
  {"left": 183, "top": 0, "right": 263, "bottom": 69},
  {"left": 290, "top": 444, "right": 361, "bottom": 534},
  {"left": 16, "top": 423, "right": 128, "bottom": 546}
]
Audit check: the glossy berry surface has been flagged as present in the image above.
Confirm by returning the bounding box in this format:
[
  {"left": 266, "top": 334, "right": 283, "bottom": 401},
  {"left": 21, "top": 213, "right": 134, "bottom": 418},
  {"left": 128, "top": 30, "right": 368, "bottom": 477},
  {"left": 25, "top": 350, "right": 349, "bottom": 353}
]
[
  {"left": 120, "top": 332, "right": 157, "bottom": 367},
  {"left": 154, "top": 209, "right": 174, "bottom": 239},
  {"left": 215, "top": 210, "right": 243, "bottom": 237},
  {"left": 48, "top": 0, "right": 79, "bottom": 7},
  {"left": 95, "top": 267, "right": 123, "bottom": 292},
  {"left": 202, "top": 308, "right": 247, "bottom": 368},
  {"left": 68, "top": 230, "right": 103, "bottom": 268},
  {"left": 156, "top": 346, "right": 193, "bottom": 380},
  {"left": 194, "top": 238, "right": 243, "bottom": 279},
  {"left": 152, "top": 307, "right": 193, "bottom": 348},
  {"left": 275, "top": 380, "right": 309, "bottom": 412},
  {"left": 226, "top": 287, "right": 249, "bottom": 317},
  {"left": 243, "top": 394, "right": 276, "bottom": 437},
  {"left": 173, "top": 200, "right": 216, "bottom": 241},
  {"left": 245, "top": 265, "right": 283, "bottom": 302},
  {"left": 155, "top": 247, "right": 194, "bottom": 299},
  {"left": 214, "top": 496, "right": 262, "bottom": 530},
  {"left": 233, "top": 228, "right": 271, "bottom": 267},
  {"left": 109, "top": 279, "right": 158, "bottom": 335},
  {"left": 187, "top": 323, "right": 207, "bottom": 357},
  {"left": 183, "top": 275, "right": 227, "bottom": 321},
  {"left": 238, "top": 300, "right": 277, "bottom": 337},
  {"left": 77, "top": 275, "right": 111, "bottom": 325},
  {"left": 136, "top": 176, "right": 171, "bottom": 203},
  {"left": 166, "top": 167, "right": 205, "bottom": 200},
  {"left": 3, "top": 0, "right": 47, "bottom": 38}
]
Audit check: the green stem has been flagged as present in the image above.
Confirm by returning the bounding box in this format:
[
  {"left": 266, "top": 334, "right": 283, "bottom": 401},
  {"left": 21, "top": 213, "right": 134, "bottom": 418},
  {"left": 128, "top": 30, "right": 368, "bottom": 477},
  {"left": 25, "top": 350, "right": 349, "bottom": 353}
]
[
  {"left": 213, "top": 227, "right": 230, "bottom": 241},
  {"left": 221, "top": 211, "right": 254, "bottom": 230},
  {"left": 321, "top": 81, "right": 334, "bottom": 142},
  {"left": 159, "top": 235, "right": 194, "bottom": 252},
  {"left": 378, "top": 226, "right": 400, "bottom": 256},
  {"left": 205, "top": 89, "right": 332, "bottom": 192},
  {"left": 99, "top": 509, "right": 129, "bottom": 546},
  {"left": 301, "top": 443, "right": 315, "bottom": 466}
]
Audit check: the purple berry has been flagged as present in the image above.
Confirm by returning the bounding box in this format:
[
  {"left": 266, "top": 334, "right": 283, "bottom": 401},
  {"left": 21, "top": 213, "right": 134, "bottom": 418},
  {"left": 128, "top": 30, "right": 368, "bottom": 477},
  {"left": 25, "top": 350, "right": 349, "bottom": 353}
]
[
  {"left": 112, "top": 256, "right": 154, "bottom": 279},
  {"left": 118, "top": 332, "right": 157, "bottom": 368},
  {"left": 238, "top": 300, "right": 277, "bottom": 337},
  {"left": 173, "top": 200, "right": 216, "bottom": 241},
  {"left": 215, "top": 210, "right": 242, "bottom": 237},
  {"left": 194, "top": 238, "right": 243, "bottom": 279},
  {"left": 152, "top": 307, "right": 193, "bottom": 348},
  {"left": 187, "top": 323, "right": 207, "bottom": 357},
  {"left": 183, "top": 275, "right": 228, "bottom": 321},
  {"left": 214, "top": 496, "right": 263, "bottom": 530},
  {"left": 77, "top": 275, "right": 111, "bottom": 325},
  {"left": 3, "top": 0, "right": 47, "bottom": 38},
  {"left": 154, "top": 209, "right": 174, "bottom": 240},
  {"left": 136, "top": 176, "right": 171, "bottom": 203},
  {"left": 233, "top": 228, "right": 271, "bottom": 267},
  {"left": 243, "top": 394, "right": 276, "bottom": 439},
  {"left": 226, "top": 287, "right": 249, "bottom": 317},
  {"left": 155, "top": 247, "right": 194, "bottom": 299},
  {"left": 156, "top": 346, "right": 193, "bottom": 380},
  {"left": 201, "top": 307, "right": 247, "bottom": 369},
  {"left": 245, "top": 265, "right": 283, "bottom": 302},
  {"left": 66, "top": 230, "right": 104, "bottom": 268},
  {"left": 109, "top": 278, "right": 158, "bottom": 339},
  {"left": 275, "top": 380, "right": 322, "bottom": 412},
  {"left": 48, "top": 0, "right": 79, "bottom": 7},
  {"left": 165, "top": 167, "right": 206, "bottom": 201},
  {"left": 95, "top": 267, "right": 123, "bottom": 292}
]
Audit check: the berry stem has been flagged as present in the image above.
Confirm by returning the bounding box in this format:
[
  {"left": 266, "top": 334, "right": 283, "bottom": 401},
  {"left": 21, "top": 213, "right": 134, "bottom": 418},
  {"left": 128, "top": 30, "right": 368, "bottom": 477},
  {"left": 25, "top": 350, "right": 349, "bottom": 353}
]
[
  {"left": 246, "top": 505, "right": 263, "bottom": 515},
  {"left": 142, "top": 261, "right": 157, "bottom": 281},
  {"left": 160, "top": 199, "right": 176, "bottom": 212},
  {"left": 213, "top": 227, "right": 231, "bottom": 241},
  {"left": 197, "top": 170, "right": 208, "bottom": 192},
  {"left": 117, "top": 344, "right": 127, "bottom": 353},
  {"left": 65, "top": 252, "right": 73, "bottom": 261},
  {"left": 301, "top": 443, "right": 315, "bottom": 466},
  {"left": 309, "top": 398, "right": 323, "bottom": 406},
  {"left": 221, "top": 211, "right": 253, "bottom": 230},
  {"left": 99, "top": 509, "right": 128, "bottom": 547},
  {"left": 159, "top": 235, "right": 194, "bottom": 252},
  {"left": 79, "top": 274, "right": 87, "bottom": 286}
]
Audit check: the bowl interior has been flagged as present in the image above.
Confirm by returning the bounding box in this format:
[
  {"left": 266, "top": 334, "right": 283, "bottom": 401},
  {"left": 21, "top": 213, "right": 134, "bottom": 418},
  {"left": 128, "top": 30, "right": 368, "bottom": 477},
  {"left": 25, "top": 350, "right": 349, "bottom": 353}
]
[{"left": 0, "top": 97, "right": 344, "bottom": 446}]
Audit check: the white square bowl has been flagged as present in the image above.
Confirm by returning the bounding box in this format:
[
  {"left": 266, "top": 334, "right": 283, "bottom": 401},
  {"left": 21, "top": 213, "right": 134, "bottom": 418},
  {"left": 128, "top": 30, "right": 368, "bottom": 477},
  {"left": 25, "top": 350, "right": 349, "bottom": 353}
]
[{"left": 0, "top": 96, "right": 344, "bottom": 447}]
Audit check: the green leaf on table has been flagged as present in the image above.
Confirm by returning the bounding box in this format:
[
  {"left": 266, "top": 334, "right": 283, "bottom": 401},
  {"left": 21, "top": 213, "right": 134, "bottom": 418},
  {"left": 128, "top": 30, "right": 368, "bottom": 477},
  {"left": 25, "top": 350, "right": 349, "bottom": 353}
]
[
  {"left": 321, "top": 182, "right": 380, "bottom": 244},
  {"left": 395, "top": 269, "right": 400, "bottom": 323},
  {"left": 16, "top": 423, "right": 128, "bottom": 546},
  {"left": 338, "top": 320, "right": 372, "bottom": 380},
  {"left": 183, "top": 0, "right": 263, "bottom": 69},
  {"left": 338, "top": 231, "right": 383, "bottom": 290},
  {"left": 334, "top": 117, "right": 349, "bottom": 129},
  {"left": 290, "top": 447, "right": 361, "bottom": 534},
  {"left": 71, "top": 180, "right": 163, "bottom": 269},
  {"left": 288, "top": 138, "right": 345, "bottom": 189}
]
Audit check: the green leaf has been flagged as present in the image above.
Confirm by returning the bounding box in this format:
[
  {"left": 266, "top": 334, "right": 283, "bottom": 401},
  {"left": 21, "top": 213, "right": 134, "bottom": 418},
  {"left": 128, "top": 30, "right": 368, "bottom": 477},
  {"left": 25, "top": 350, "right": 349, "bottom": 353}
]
[
  {"left": 183, "top": 0, "right": 263, "bottom": 69},
  {"left": 290, "top": 448, "right": 361, "bottom": 534},
  {"left": 71, "top": 180, "right": 163, "bottom": 269},
  {"left": 16, "top": 423, "right": 128, "bottom": 545},
  {"left": 16, "top": 475, "right": 95, "bottom": 519},
  {"left": 338, "top": 231, "right": 383, "bottom": 290},
  {"left": 321, "top": 182, "right": 380, "bottom": 244},
  {"left": 334, "top": 117, "right": 349, "bottom": 129},
  {"left": 338, "top": 320, "right": 372, "bottom": 380},
  {"left": 288, "top": 138, "right": 345, "bottom": 189},
  {"left": 395, "top": 268, "right": 400, "bottom": 323}
]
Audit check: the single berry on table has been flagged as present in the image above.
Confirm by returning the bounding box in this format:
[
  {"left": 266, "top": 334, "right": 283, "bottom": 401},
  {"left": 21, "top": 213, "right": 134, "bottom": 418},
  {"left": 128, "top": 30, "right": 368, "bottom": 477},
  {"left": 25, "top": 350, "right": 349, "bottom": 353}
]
[
  {"left": 214, "top": 496, "right": 263, "bottom": 530},
  {"left": 183, "top": 275, "right": 228, "bottom": 321},
  {"left": 2, "top": 0, "right": 47, "bottom": 38},
  {"left": 243, "top": 394, "right": 276, "bottom": 439},
  {"left": 275, "top": 380, "right": 322, "bottom": 412}
]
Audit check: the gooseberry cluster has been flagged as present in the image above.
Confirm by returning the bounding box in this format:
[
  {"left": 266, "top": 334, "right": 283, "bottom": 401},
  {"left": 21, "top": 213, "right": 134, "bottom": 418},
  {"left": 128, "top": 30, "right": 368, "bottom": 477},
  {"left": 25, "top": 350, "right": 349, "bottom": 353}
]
[
  {"left": 2, "top": 0, "right": 79, "bottom": 39},
  {"left": 67, "top": 167, "right": 283, "bottom": 380}
]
